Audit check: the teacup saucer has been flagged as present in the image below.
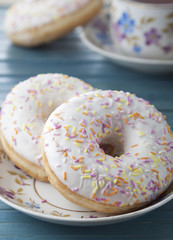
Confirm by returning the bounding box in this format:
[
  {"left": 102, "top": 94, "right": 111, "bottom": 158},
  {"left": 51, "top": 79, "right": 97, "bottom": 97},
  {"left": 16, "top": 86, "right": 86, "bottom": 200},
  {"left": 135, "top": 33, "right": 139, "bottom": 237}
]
[{"left": 80, "top": 9, "right": 173, "bottom": 73}]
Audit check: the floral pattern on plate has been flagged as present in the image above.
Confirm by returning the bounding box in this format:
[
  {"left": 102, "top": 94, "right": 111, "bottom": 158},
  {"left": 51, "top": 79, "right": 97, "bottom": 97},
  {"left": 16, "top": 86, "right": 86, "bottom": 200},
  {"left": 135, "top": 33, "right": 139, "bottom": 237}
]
[
  {"left": 0, "top": 142, "right": 173, "bottom": 225},
  {"left": 0, "top": 143, "right": 107, "bottom": 219}
]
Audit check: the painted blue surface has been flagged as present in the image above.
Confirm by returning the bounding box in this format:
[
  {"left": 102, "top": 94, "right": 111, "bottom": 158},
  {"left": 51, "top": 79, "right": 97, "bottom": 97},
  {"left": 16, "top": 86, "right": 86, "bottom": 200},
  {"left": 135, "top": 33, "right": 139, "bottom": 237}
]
[{"left": 0, "top": 6, "right": 173, "bottom": 240}]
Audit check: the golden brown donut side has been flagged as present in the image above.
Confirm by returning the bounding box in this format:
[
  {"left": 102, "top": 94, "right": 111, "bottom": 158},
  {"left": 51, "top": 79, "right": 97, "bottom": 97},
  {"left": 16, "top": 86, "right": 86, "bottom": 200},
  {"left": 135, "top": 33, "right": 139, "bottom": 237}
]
[
  {"left": 42, "top": 138, "right": 150, "bottom": 214},
  {"left": 7, "top": 0, "right": 103, "bottom": 47},
  {"left": 0, "top": 129, "right": 48, "bottom": 182}
]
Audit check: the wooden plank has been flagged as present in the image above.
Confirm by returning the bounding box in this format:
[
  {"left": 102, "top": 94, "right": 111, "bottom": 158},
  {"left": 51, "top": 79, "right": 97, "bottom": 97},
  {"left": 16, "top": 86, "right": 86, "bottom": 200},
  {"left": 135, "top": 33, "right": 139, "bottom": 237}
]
[
  {"left": 0, "top": 220, "right": 173, "bottom": 237},
  {"left": 0, "top": 201, "right": 12, "bottom": 210},
  {"left": 0, "top": 202, "right": 173, "bottom": 224},
  {"left": 1, "top": 75, "right": 173, "bottom": 112},
  {"left": 0, "top": 238, "right": 172, "bottom": 240}
]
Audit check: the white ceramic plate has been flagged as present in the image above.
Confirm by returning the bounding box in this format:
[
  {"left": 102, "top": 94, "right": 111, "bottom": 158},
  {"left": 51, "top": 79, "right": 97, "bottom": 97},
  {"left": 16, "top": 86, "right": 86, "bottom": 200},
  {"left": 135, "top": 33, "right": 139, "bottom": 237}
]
[
  {"left": 79, "top": 7, "right": 173, "bottom": 73},
  {"left": 0, "top": 143, "right": 173, "bottom": 226}
]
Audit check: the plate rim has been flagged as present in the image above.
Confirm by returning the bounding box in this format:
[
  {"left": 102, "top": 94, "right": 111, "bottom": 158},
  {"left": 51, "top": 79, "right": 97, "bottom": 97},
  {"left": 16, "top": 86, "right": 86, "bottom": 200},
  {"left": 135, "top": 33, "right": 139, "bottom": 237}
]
[{"left": 1, "top": 189, "right": 173, "bottom": 224}]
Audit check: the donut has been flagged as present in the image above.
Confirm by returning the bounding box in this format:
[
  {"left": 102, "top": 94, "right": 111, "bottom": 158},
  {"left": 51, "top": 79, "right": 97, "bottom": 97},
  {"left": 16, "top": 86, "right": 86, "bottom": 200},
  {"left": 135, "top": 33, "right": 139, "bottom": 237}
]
[
  {"left": 4, "top": 0, "right": 103, "bottom": 47},
  {"left": 42, "top": 90, "right": 173, "bottom": 214},
  {"left": 0, "top": 74, "right": 94, "bottom": 182}
]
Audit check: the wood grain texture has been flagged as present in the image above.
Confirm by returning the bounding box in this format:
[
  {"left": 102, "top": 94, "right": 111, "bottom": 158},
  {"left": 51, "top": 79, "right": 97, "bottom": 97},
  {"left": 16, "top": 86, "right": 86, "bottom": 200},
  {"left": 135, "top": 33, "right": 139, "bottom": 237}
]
[{"left": 0, "top": 6, "right": 173, "bottom": 240}]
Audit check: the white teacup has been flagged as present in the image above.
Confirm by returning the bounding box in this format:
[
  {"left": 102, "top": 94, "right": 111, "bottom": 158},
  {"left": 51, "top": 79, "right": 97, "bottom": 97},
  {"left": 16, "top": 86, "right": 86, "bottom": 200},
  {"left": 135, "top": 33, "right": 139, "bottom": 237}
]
[{"left": 110, "top": 0, "right": 173, "bottom": 59}]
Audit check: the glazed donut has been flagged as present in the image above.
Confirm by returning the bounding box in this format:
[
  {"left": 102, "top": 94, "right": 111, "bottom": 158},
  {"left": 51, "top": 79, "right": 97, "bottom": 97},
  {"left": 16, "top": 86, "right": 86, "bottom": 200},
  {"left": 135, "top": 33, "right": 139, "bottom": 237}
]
[
  {"left": 0, "top": 74, "right": 94, "bottom": 182},
  {"left": 4, "top": 0, "right": 102, "bottom": 47},
  {"left": 42, "top": 90, "right": 173, "bottom": 214}
]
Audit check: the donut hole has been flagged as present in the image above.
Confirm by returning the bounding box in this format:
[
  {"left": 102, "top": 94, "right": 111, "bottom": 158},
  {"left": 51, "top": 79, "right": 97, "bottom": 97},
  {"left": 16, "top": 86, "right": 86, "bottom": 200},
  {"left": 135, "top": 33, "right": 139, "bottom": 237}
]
[{"left": 99, "top": 137, "right": 124, "bottom": 158}]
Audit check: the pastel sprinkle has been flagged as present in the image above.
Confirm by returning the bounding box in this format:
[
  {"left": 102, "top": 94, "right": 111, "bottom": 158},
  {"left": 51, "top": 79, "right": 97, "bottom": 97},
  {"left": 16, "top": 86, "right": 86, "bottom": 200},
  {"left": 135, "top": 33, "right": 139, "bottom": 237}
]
[{"left": 81, "top": 176, "right": 92, "bottom": 179}]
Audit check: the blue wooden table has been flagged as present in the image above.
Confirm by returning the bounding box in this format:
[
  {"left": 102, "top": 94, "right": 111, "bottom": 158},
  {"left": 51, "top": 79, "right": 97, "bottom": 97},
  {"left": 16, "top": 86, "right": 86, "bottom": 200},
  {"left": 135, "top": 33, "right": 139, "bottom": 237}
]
[{"left": 1, "top": 5, "right": 173, "bottom": 240}]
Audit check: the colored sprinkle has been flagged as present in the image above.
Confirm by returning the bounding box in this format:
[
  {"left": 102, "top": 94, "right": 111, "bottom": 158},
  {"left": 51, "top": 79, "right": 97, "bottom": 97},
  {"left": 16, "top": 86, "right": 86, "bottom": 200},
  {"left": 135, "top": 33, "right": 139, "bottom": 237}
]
[
  {"left": 75, "top": 140, "right": 83, "bottom": 143},
  {"left": 133, "top": 193, "right": 137, "bottom": 198},
  {"left": 165, "top": 175, "right": 169, "bottom": 182},
  {"left": 82, "top": 166, "right": 85, "bottom": 173},
  {"left": 131, "top": 144, "right": 138, "bottom": 148},
  {"left": 14, "top": 128, "right": 18, "bottom": 134},
  {"left": 79, "top": 135, "right": 85, "bottom": 139},
  {"left": 64, "top": 171, "right": 66, "bottom": 180},
  {"left": 138, "top": 131, "right": 145, "bottom": 136},
  {"left": 41, "top": 111, "right": 45, "bottom": 119},
  {"left": 113, "top": 162, "right": 119, "bottom": 168},
  {"left": 113, "top": 201, "right": 118, "bottom": 206},
  {"left": 49, "top": 101, "right": 53, "bottom": 107},
  {"left": 124, "top": 117, "right": 128, "bottom": 124},
  {"left": 107, "top": 188, "right": 118, "bottom": 197},
  {"left": 82, "top": 112, "right": 88, "bottom": 116},
  {"left": 130, "top": 179, "right": 135, "bottom": 188},
  {"left": 37, "top": 100, "right": 41, "bottom": 108},
  {"left": 151, "top": 129, "right": 155, "bottom": 134},
  {"left": 114, "top": 179, "right": 118, "bottom": 184},
  {"left": 81, "top": 176, "right": 91, "bottom": 179},
  {"left": 91, "top": 193, "right": 96, "bottom": 199},
  {"left": 103, "top": 199, "right": 110, "bottom": 203},
  {"left": 74, "top": 142, "right": 81, "bottom": 147},
  {"left": 152, "top": 169, "right": 159, "bottom": 174},
  {"left": 26, "top": 131, "right": 32, "bottom": 136},
  {"left": 90, "top": 127, "right": 95, "bottom": 135},
  {"left": 70, "top": 165, "right": 77, "bottom": 171}
]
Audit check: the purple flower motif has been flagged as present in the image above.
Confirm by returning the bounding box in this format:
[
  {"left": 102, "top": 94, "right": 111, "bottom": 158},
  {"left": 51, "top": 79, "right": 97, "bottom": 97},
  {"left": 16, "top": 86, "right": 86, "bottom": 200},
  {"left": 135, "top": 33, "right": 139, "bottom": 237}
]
[
  {"left": 162, "top": 45, "right": 172, "bottom": 53},
  {"left": 144, "top": 28, "right": 161, "bottom": 45},
  {"left": 93, "top": 18, "right": 108, "bottom": 34},
  {"left": 0, "top": 187, "right": 14, "bottom": 199},
  {"left": 93, "top": 17, "right": 113, "bottom": 45},
  {"left": 89, "top": 215, "right": 98, "bottom": 218}
]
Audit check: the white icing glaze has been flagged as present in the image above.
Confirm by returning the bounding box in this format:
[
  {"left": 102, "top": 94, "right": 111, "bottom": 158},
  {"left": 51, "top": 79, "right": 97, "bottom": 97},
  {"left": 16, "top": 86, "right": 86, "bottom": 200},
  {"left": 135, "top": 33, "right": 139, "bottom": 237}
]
[
  {"left": 5, "top": 0, "right": 90, "bottom": 33},
  {"left": 0, "top": 73, "right": 94, "bottom": 167},
  {"left": 43, "top": 90, "right": 173, "bottom": 207}
]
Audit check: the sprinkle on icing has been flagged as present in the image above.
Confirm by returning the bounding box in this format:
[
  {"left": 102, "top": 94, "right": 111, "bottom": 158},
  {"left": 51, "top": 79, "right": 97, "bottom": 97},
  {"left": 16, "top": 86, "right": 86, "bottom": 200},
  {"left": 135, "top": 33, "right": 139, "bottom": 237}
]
[
  {"left": 43, "top": 90, "right": 173, "bottom": 207},
  {"left": 1, "top": 74, "right": 94, "bottom": 167},
  {"left": 5, "top": 0, "right": 90, "bottom": 33}
]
